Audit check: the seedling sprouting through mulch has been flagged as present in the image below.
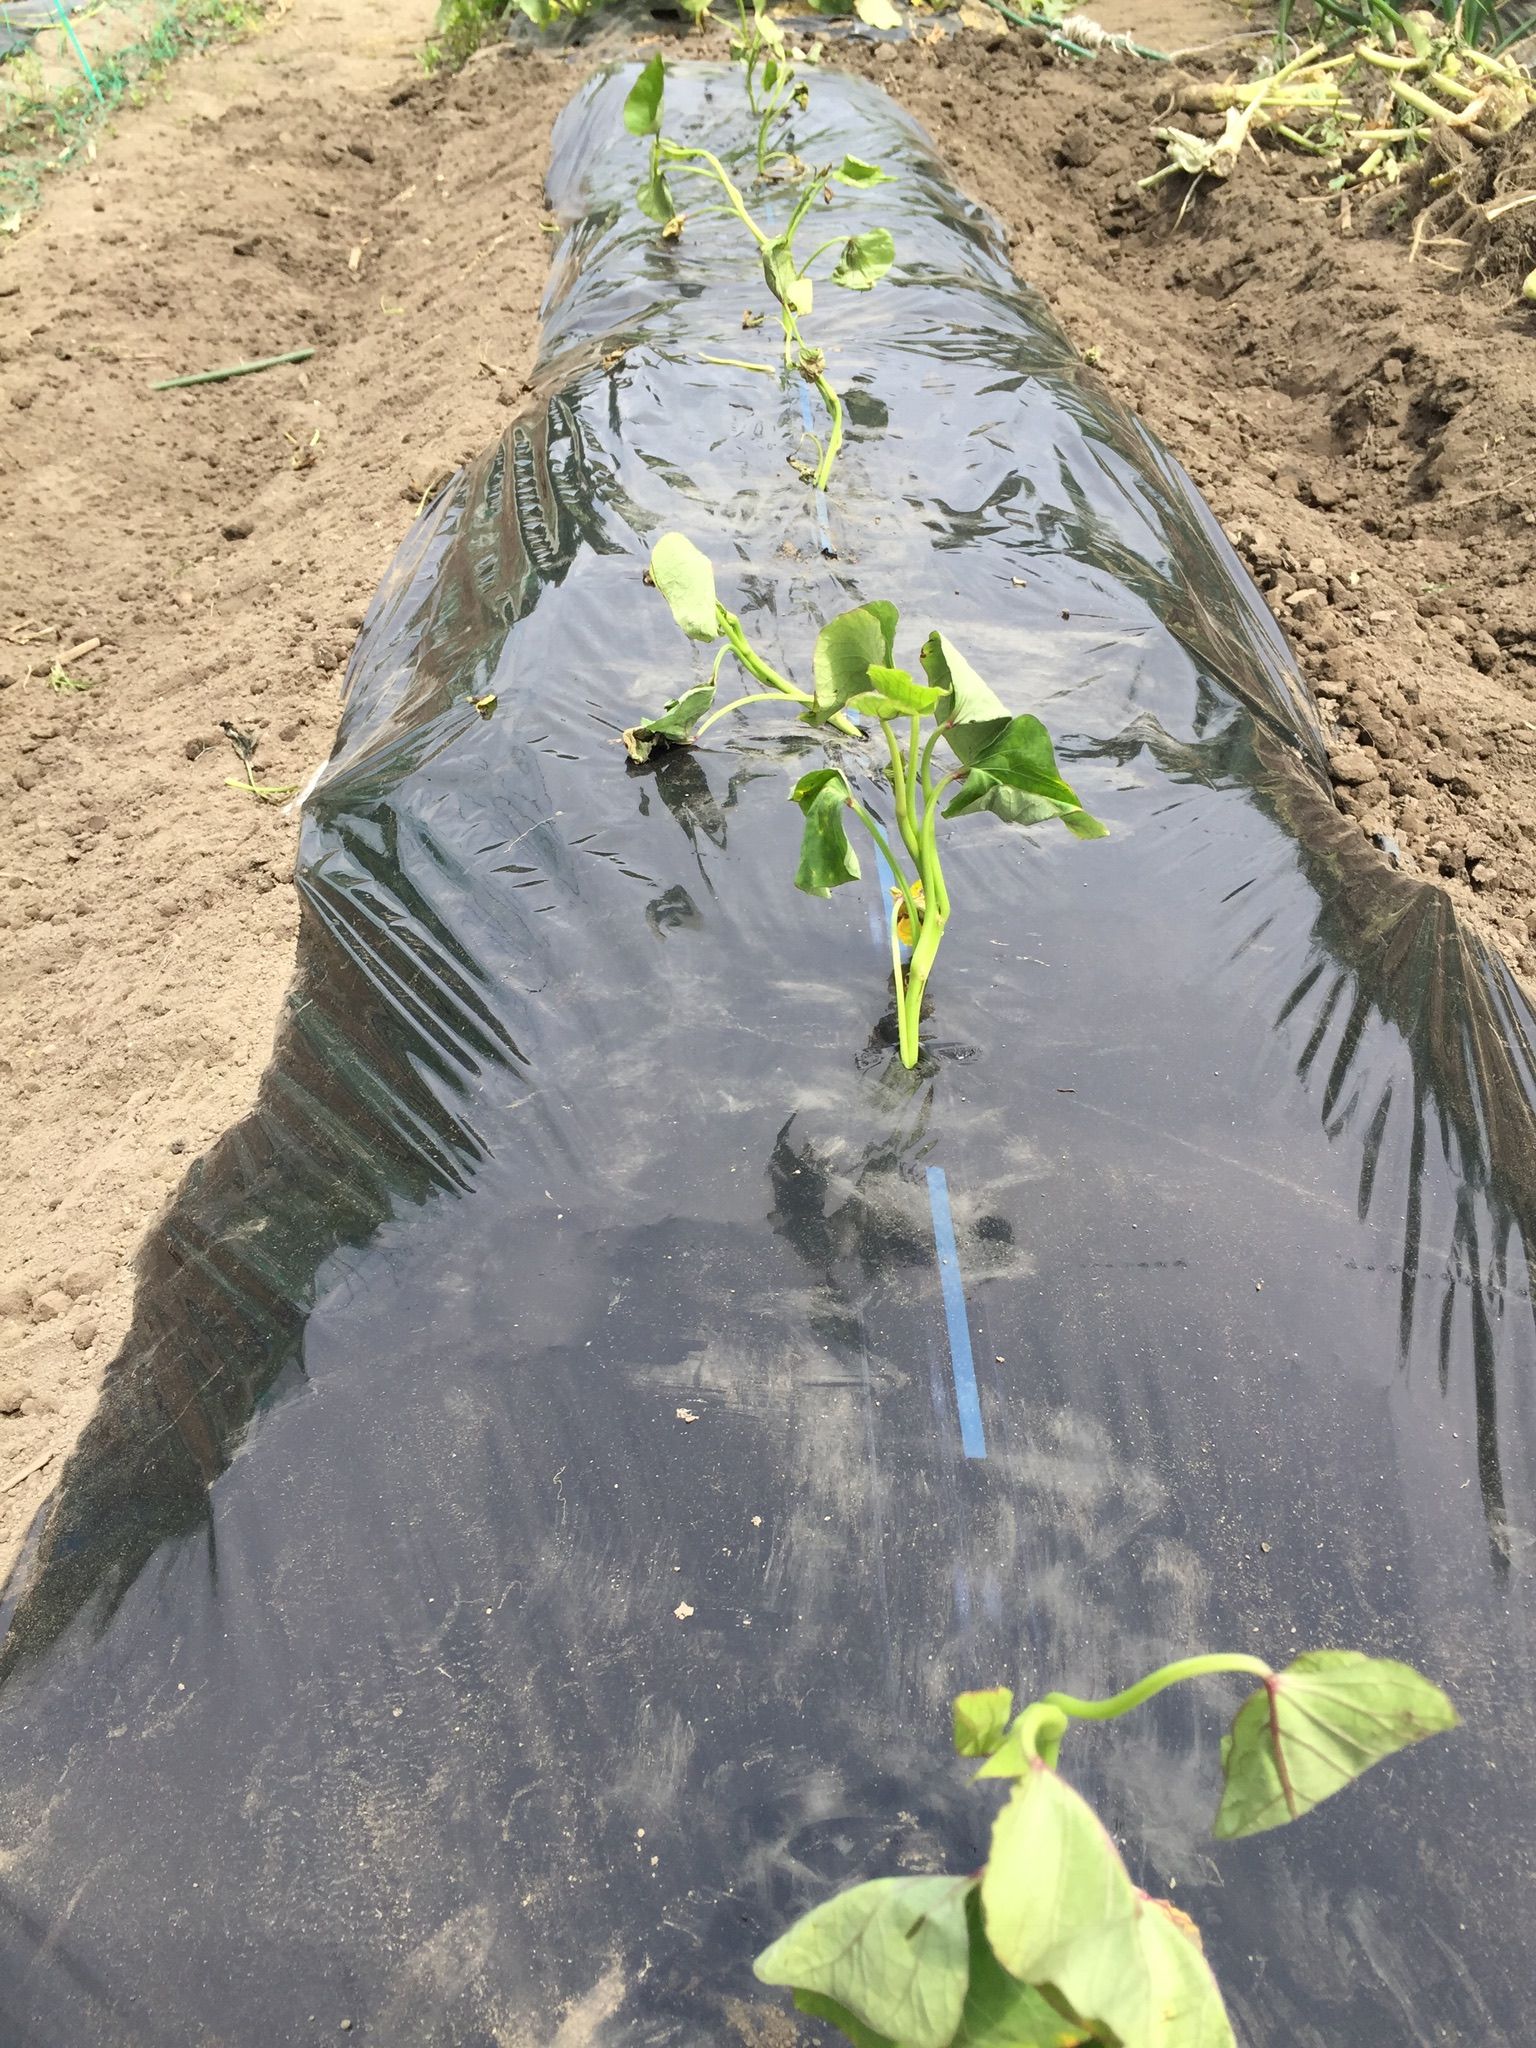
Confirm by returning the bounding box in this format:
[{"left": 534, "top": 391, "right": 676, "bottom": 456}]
[
  {"left": 220, "top": 720, "right": 298, "bottom": 802},
  {"left": 625, "top": 534, "right": 1104, "bottom": 1069},
  {"left": 755, "top": 1647, "right": 1458, "bottom": 2047},
  {"left": 622, "top": 54, "right": 894, "bottom": 496},
  {"left": 728, "top": 0, "right": 839, "bottom": 178}
]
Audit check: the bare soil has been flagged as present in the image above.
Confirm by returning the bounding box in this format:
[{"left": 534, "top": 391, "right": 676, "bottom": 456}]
[{"left": 3, "top": 0, "right": 1535, "bottom": 1571}]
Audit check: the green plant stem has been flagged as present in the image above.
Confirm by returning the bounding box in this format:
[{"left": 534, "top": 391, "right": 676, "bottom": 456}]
[
  {"left": 798, "top": 236, "right": 846, "bottom": 274},
  {"left": 692, "top": 689, "right": 790, "bottom": 740},
  {"left": 662, "top": 145, "right": 767, "bottom": 246},
  {"left": 722, "top": 616, "right": 860, "bottom": 739},
  {"left": 997, "top": 1652, "right": 1277, "bottom": 1770},
  {"left": 1390, "top": 76, "right": 1470, "bottom": 122},
  {"left": 877, "top": 720, "right": 922, "bottom": 863},
  {"left": 660, "top": 141, "right": 848, "bottom": 495},
  {"left": 888, "top": 904, "right": 914, "bottom": 1064},
  {"left": 904, "top": 714, "right": 921, "bottom": 853},
  {"left": 809, "top": 372, "right": 843, "bottom": 493},
  {"left": 754, "top": 88, "right": 794, "bottom": 174},
  {"left": 892, "top": 771, "right": 958, "bottom": 1066},
  {"left": 1012, "top": 1701, "right": 1072, "bottom": 1769},
  {"left": 848, "top": 797, "right": 920, "bottom": 937},
  {"left": 150, "top": 347, "right": 315, "bottom": 391},
  {"left": 1040, "top": 1653, "right": 1276, "bottom": 1727}
]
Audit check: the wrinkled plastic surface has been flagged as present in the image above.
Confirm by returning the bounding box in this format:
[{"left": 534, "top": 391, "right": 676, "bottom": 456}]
[{"left": 3, "top": 65, "right": 1536, "bottom": 2048}]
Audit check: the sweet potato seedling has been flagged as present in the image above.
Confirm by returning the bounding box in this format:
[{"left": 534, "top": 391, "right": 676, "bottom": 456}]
[
  {"left": 755, "top": 1647, "right": 1459, "bottom": 2047},
  {"left": 730, "top": 0, "right": 818, "bottom": 176},
  {"left": 622, "top": 55, "right": 894, "bottom": 494},
  {"left": 625, "top": 534, "right": 1104, "bottom": 1068}
]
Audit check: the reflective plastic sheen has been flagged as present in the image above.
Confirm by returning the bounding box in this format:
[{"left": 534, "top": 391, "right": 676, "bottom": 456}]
[{"left": 2, "top": 66, "right": 1534, "bottom": 2048}]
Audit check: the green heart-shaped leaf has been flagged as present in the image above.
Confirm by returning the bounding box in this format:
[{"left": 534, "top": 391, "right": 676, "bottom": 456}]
[
  {"left": 954, "top": 711, "right": 1076, "bottom": 801},
  {"left": 919, "top": 631, "right": 1011, "bottom": 746},
  {"left": 831, "top": 228, "right": 895, "bottom": 291},
  {"left": 812, "top": 603, "right": 898, "bottom": 720},
  {"left": 942, "top": 771, "right": 1107, "bottom": 840},
  {"left": 937, "top": 711, "right": 1105, "bottom": 839},
  {"left": 954, "top": 1687, "right": 1015, "bottom": 1759},
  {"left": 1213, "top": 1651, "right": 1459, "bottom": 1840},
  {"left": 755, "top": 1873, "right": 973, "bottom": 2048},
  {"left": 789, "top": 767, "right": 862, "bottom": 896},
  {"left": 649, "top": 533, "right": 721, "bottom": 643},
  {"left": 623, "top": 54, "right": 665, "bottom": 137},
  {"left": 981, "top": 1763, "right": 1235, "bottom": 2048}
]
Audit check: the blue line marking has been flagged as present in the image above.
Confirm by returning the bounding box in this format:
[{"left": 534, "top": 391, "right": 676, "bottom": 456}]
[
  {"left": 812, "top": 488, "right": 836, "bottom": 559},
  {"left": 926, "top": 1167, "right": 987, "bottom": 1460}
]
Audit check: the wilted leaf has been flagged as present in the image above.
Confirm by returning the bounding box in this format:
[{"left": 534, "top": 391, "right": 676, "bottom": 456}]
[
  {"left": 623, "top": 54, "right": 666, "bottom": 137},
  {"left": 832, "top": 228, "right": 896, "bottom": 291},
  {"left": 981, "top": 1762, "right": 1235, "bottom": 2048},
  {"left": 763, "top": 237, "right": 813, "bottom": 315},
  {"left": 854, "top": 0, "right": 901, "bottom": 23},
  {"left": 1213, "top": 1651, "right": 1459, "bottom": 1840},
  {"left": 812, "top": 603, "right": 898, "bottom": 720},
  {"left": 834, "top": 153, "right": 894, "bottom": 187},
  {"left": 649, "top": 533, "right": 721, "bottom": 642},
  {"left": 955, "top": 1687, "right": 1015, "bottom": 1759},
  {"left": 621, "top": 680, "right": 716, "bottom": 764},
  {"left": 790, "top": 767, "right": 862, "bottom": 897},
  {"left": 943, "top": 770, "right": 1106, "bottom": 840},
  {"left": 638, "top": 164, "right": 677, "bottom": 224},
  {"left": 755, "top": 1873, "right": 973, "bottom": 2048}
]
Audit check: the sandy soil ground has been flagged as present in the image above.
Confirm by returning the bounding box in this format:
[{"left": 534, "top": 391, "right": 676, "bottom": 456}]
[{"left": 3, "top": 0, "right": 1535, "bottom": 1572}]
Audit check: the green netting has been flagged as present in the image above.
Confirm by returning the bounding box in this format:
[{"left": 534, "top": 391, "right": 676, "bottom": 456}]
[{"left": 0, "top": 0, "right": 265, "bottom": 228}]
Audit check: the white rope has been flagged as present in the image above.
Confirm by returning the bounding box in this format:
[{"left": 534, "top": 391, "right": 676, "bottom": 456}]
[{"left": 1057, "top": 13, "right": 1139, "bottom": 51}]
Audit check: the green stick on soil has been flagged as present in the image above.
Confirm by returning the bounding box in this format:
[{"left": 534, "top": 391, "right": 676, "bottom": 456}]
[{"left": 150, "top": 348, "right": 315, "bottom": 392}]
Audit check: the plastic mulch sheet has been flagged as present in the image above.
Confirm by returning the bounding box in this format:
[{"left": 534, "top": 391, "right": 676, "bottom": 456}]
[{"left": 2, "top": 63, "right": 1534, "bottom": 2048}]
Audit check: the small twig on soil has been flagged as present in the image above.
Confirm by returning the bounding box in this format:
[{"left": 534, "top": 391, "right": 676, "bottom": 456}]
[
  {"left": 149, "top": 348, "right": 316, "bottom": 392},
  {"left": 1, "top": 1448, "right": 56, "bottom": 1495}
]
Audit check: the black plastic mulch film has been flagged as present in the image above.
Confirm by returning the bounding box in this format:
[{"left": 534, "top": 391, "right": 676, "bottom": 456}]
[{"left": 3, "top": 64, "right": 1535, "bottom": 2047}]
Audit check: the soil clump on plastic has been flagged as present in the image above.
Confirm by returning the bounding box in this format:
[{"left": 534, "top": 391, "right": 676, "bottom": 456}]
[{"left": 3, "top": 3, "right": 1536, "bottom": 1563}]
